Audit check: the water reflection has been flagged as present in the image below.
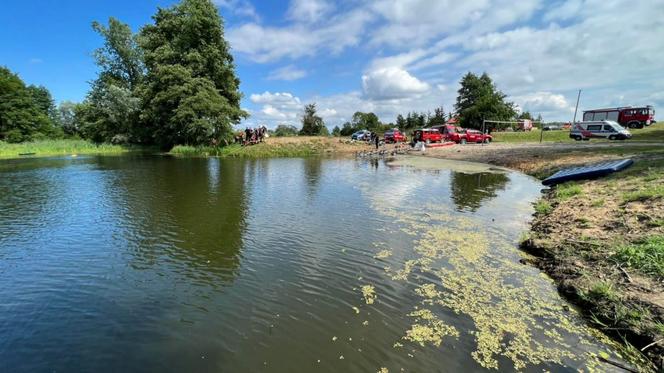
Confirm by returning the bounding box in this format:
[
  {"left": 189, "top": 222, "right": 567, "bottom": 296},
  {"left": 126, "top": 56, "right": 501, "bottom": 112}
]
[
  {"left": 95, "top": 156, "right": 249, "bottom": 285},
  {"left": 302, "top": 158, "right": 323, "bottom": 198},
  {"left": 450, "top": 171, "right": 510, "bottom": 211}
]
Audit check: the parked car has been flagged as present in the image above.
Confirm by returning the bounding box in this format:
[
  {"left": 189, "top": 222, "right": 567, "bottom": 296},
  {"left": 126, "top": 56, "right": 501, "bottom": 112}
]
[
  {"left": 384, "top": 128, "right": 407, "bottom": 143},
  {"left": 413, "top": 128, "right": 443, "bottom": 144},
  {"left": 543, "top": 124, "right": 562, "bottom": 131},
  {"left": 569, "top": 120, "right": 631, "bottom": 141},
  {"left": 465, "top": 129, "right": 492, "bottom": 143},
  {"left": 432, "top": 125, "right": 465, "bottom": 143},
  {"left": 351, "top": 130, "right": 371, "bottom": 141}
]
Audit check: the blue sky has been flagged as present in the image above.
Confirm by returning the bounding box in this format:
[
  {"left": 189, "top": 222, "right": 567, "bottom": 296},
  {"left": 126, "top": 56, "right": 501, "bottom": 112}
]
[{"left": 2, "top": 0, "right": 663, "bottom": 128}]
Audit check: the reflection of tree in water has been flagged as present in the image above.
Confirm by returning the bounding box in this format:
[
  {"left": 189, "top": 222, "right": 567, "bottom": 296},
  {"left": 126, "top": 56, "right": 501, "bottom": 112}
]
[
  {"left": 303, "top": 158, "right": 323, "bottom": 198},
  {"left": 450, "top": 171, "right": 509, "bottom": 212},
  {"left": 100, "top": 157, "right": 248, "bottom": 285}
]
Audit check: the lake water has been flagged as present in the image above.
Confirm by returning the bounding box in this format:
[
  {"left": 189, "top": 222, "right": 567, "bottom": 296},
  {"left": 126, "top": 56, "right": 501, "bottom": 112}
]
[{"left": 0, "top": 155, "right": 624, "bottom": 372}]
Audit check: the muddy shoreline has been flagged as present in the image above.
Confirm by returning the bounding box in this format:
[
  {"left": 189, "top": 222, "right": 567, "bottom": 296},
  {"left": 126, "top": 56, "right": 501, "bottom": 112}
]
[{"left": 412, "top": 143, "right": 664, "bottom": 371}]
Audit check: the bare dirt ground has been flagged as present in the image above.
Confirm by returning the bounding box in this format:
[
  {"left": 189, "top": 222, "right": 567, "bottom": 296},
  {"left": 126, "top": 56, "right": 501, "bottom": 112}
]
[{"left": 410, "top": 141, "right": 664, "bottom": 176}]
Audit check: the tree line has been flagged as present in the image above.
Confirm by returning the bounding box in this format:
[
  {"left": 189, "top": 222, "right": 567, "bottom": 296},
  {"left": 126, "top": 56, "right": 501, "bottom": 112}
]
[
  {"left": 1, "top": 0, "right": 245, "bottom": 149},
  {"left": 282, "top": 72, "right": 538, "bottom": 138}
]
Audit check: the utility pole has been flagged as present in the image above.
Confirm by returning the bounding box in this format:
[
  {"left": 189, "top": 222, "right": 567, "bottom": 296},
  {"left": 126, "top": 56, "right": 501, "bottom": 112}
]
[{"left": 572, "top": 90, "right": 582, "bottom": 125}]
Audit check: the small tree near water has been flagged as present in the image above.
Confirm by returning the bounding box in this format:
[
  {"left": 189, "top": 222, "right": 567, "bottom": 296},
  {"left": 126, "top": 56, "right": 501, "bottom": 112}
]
[{"left": 299, "top": 103, "right": 326, "bottom": 136}]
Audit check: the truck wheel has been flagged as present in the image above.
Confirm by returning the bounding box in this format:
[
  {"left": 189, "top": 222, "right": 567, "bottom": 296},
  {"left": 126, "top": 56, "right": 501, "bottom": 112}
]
[
  {"left": 573, "top": 136, "right": 582, "bottom": 141},
  {"left": 484, "top": 138, "right": 491, "bottom": 144},
  {"left": 609, "top": 135, "right": 616, "bottom": 140},
  {"left": 460, "top": 138, "right": 467, "bottom": 145},
  {"left": 629, "top": 121, "right": 642, "bottom": 129}
]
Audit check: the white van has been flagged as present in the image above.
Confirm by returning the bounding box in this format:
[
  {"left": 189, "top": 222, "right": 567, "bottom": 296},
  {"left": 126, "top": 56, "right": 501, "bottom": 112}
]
[{"left": 569, "top": 120, "right": 631, "bottom": 141}]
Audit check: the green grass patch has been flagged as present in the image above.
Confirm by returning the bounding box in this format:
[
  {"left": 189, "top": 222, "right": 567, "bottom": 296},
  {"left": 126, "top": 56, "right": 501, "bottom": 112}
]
[
  {"left": 491, "top": 123, "right": 664, "bottom": 143},
  {"left": 555, "top": 182, "right": 583, "bottom": 200},
  {"left": 534, "top": 200, "right": 553, "bottom": 215},
  {"left": 492, "top": 130, "right": 572, "bottom": 143},
  {"left": 622, "top": 184, "right": 664, "bottom": 203},
  {"left": 171, "top": 142, "right": 327, "bottom": 158},
  {"left": 612, "top": 236, "right": 664, "bottom": 277},
  {"left": 648, "top": 219, "right": 664, "bottom": 227},
  {"left": 0, "top": 139, "right": 128, "bottom": 159},
  {"left": 591, "top": 199, "right": 605, "bottom": 207},
  {"left": 585, "top": 281, "right": 619, "bottom": 302}
]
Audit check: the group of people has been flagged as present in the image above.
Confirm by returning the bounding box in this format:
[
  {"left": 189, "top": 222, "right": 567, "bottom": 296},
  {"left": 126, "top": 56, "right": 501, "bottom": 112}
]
[{"left": 234, "top": 126, "right": 268, "bottom": 146}]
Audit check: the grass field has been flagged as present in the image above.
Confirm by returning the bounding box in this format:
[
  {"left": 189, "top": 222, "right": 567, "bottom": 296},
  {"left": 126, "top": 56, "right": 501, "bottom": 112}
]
[
  {"left": 0, "top": 139, "right": 128, "bottom": 159},
  {"left": 492, "top": 124, "right": 664, "bottom": 143},
  {"left": 170, "top": 136, "right": 372, "bottom": 158}
]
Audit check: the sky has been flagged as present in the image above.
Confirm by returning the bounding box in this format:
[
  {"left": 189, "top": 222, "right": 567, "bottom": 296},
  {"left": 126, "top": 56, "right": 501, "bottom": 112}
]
[{"left": 1, "top": 0, "right": 663, "bottom": 129}]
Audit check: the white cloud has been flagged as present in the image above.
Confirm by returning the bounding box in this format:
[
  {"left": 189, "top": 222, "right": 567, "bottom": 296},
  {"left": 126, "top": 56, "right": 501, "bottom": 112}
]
[
  {"left": 369, "top": 0, "right": 541, "bottom": 47},
  {"left": 227, "top": 9, "right": 372, "bottom": 63},
  {"left": 250, "top": 91, "right": 301, "bottom": 106},
  {"left": 267, "top": 65, "right": 307, "bottom": 81},
  {"left": 28, "top": 58, "right": 43, "bottom": 64},
  {"left": 362, "top": 67, "right": 430, "bottom": 100},
  {"left": 511, "top": 92, "right": 573, "bottom": 118},
  {"left": 287, "top": 0, "right": 333, "bottom": 23},
  {"left": 213, "top": 0, "right": 259, "bottom": 21}
]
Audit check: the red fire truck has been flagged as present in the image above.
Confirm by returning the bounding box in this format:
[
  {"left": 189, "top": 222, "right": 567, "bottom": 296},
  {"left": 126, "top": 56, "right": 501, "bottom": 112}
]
[{"left": 582, "top": 106, "right": 655, "bottom": 129}]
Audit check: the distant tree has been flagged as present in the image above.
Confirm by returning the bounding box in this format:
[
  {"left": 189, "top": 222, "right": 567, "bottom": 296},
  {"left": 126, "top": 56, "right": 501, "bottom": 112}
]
[
  {"left": 518, "top": 111, "right": 533, "bottom": 120},
  {"left": 340, "top": 121, "right": 354, "bottom": 136},
  {"left": 351, "top": 111, "right": 381, "bottom": 131},
  {"left": 455, "top": 72, "right": 516, "bottom": 130},
  {"left": 396, "top": 114, "right": 406, "bottom": 130},
  {"left": 139, "top": 0, "right": 247, "bottom": 148},
  {"left": 331, "top": 125, "right": 341, "bottom": 136},
  {"left": 0, "top": 67, "right": 53, "bottom": 142},
  {"left": 273, "top": 124, "right": 298, "bottom": 137},
  {"left": 56, "top": 101, "right": 80, "bottom": 136},
  {"left": 427, "top": 106, "right": 446, "bottom": 127},
  {"left": 416, "top": 113, "right": 426, "bottom": 128},
  {"left": 299, "top": 103, "right": 326, "bottom": 136},
  {"left": 26, "top": 85, "right": 57, "bottom": 122}
]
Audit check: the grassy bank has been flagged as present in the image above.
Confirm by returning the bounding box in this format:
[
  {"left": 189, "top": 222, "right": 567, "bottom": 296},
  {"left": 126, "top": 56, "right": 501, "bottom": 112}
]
[
  {"left": 0, "top": 139, "right": 128, "bottom": 159},
  {"left": 493, "top": 124, "right": 664, "bottom": 143},
  {"left": 170, "top": 136, "right": 372, "bottom": 158},
  {"left": 520, "top": 150, "right": 664, "bottom": 371}
]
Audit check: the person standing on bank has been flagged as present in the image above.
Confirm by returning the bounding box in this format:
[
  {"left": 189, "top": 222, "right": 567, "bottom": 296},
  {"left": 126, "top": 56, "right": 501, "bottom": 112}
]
[{"left": 374, "top": 132, "right": 379, "bottom": 150}]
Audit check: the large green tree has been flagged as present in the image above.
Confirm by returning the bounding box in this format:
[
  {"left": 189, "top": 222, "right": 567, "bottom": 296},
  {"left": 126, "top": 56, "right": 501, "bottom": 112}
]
[
  {"left": 80, "top": 17, "right": 144, "bottom": 143},
  {"left": 455, "top": 72, "right": 516, "bottom": 130},
  {"left": 92, "top": 18, "right": 144, "bottom": 90},
  {"left": 0, "top": 67, "right": 53, "bottom": 142},
  {"left": 139, "top": 0, "right": 246, "bottom": 148},
  {"left": 299, "top": 103, "right": 326, "bottom": 136}
]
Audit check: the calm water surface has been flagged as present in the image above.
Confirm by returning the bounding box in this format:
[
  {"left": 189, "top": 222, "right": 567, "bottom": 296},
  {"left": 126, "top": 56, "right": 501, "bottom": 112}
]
[{"left": 0, "top": 155, "right": 623, "bottom": 372}]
